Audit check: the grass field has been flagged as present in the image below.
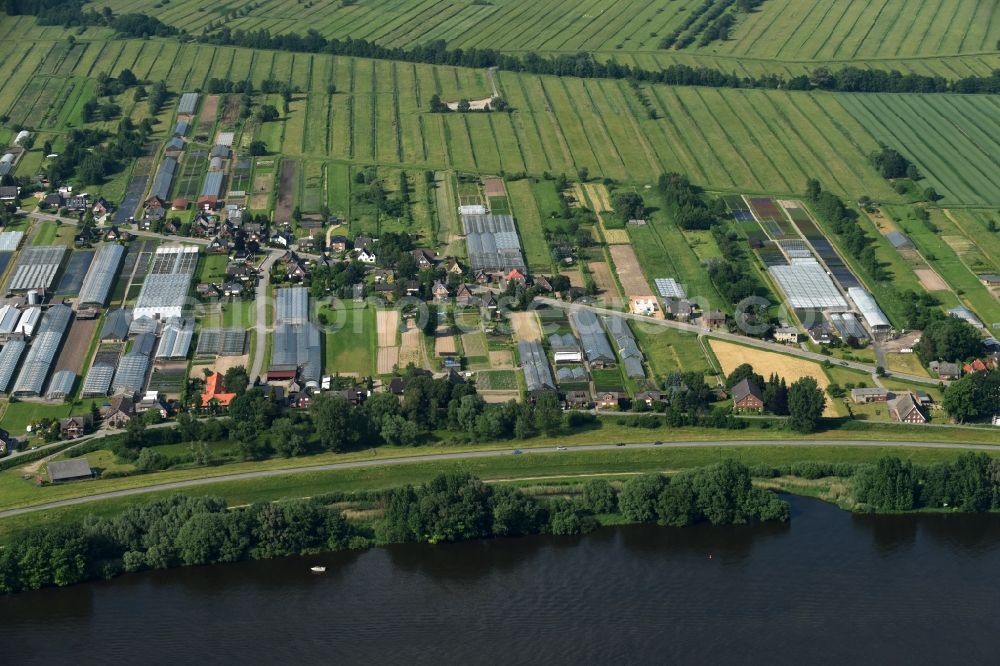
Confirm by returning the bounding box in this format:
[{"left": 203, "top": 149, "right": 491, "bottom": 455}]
[
  {"left": 323, "top": 302, "right": 375, "bottom": 376},
  {"left": 837, "top": 93, "right": 1000, "bottom": 206}
]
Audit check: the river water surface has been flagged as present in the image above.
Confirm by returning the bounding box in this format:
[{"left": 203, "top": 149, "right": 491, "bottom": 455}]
[{"left": 2, "top": 496, "right": 1000, "bottom": 664}]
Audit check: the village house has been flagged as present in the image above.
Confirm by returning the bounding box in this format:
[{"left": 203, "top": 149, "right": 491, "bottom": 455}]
[
  {"left": 635, "top": 390, "right": 669, "bottom": 409},
  {"left": 564, "top": 390, "right": 591, "bottom": 410},
  {"left": 732, "top": 378, "right": 765, "bottom": 414},
  {"left": 774, "top": 326, "right": 799, "bottom": 344},
  {"left": 357, "top": 248, "right": 377, "bottom": 264},
  {"left": 703, "top": 310, "right": 727, "bottom": 329},
  {"left": 102, "top": 394, "right": 136, "bottom": 428},
  {"left": 104, "top": 226, "right": 129, "bottom": 242},
  {"left": 929, "top": 361, "right": 961, "bottom": 380},
  {"left": 201, "top": 372, "right": 238, "bottom": 409},
  {"left": 889, "top": 393, "right": 927, "bottom": 424},
  {"left": 596, "top": 391, "right": 626, "bottom": 411},
  {"left": 505, "top": 268, "right": 527, "bottom": 287},
  {"left": 329, "top": 235, "right": 349, "bottom": 254},
  {"left": 354, "top": 234, "right": 374, "bottom": 252},
  {"left": 137, "top": 391, "right": 170, "bottom": 419},
  {"left": 481, "top": 293, "right": 499, "bottom": 318},
  {"left": 412, "top": 248, "right": 437, "bottom": 269},
  {"left": 0, "top": 428, "right": 13, "bottom": 455},
  {"left": 666, "top": 298, "right": 693, "bottom": 321},
  {"left": 978, "top": 274, "right": 1000, "bottom": 287},
  {"left": 432, "top": 281, "right": 450, "bottom": 303},
  {"left": 42, "top": 192, "right": 63, "bottom": 208},
  {"left": 445, "top": 257, "right": 463, "bottom": 275},
  {"left": 455, "top": 284, "right": 476, "bottom": 307},
  {"left": 59, "top": 415, "right": 93, "bottom": 439},
  {"left": 92, "top": 199, "right": 112, "bottom": 223}
]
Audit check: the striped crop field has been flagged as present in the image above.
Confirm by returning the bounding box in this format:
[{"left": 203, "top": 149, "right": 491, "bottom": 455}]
[
  {"left": 714, "top": 0, "right": 1000, "bottom": 60},
  {"left": 836, "top": 93, "right": 1000, "bottom": 206}
]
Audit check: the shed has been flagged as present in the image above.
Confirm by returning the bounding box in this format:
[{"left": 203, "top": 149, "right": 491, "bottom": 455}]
[
  {"left": 48, "top": 458, "right": 93, "bottom": 483},
  {"left": 885, "top": 231, "right": 912, "bottom": 250}
]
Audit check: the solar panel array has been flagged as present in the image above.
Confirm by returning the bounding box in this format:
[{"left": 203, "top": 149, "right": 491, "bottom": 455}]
[
  {"left": 11, "top": 304, "right": 72, "bottom": 396},
  {"left": 196, "top": 328, "right": 248, "bottom": 356},
  {"left": 45, "top": 370, "right": 76, "bottom": 400},
  {"left": 518, "top": 340, "right": 555, "bottom": 392},
  {"left": 81, "top": 363, "right": 115, "bottom": 397},
  {"left": 654, "top": 278, "right": 686, "bottom": 300},
  {"left": 768, "top": 261, "right": 847, "bottom": 309},
  {"left": 78, "top": 244, "right": 125, "bottom": 306},
  {"left": 570, "top": 309, "right": 616, "bottom": 364},
  {"left": 0, "top": 338, "right": 26, "bottom": 393},
  {"left": 8, "top": 245, "right": 66, "bottom": 291},
  {"left": 463, "top": 214, "right": 526, "bottom": 273}
]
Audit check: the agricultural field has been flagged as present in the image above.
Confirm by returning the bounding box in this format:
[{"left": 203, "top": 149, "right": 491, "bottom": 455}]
[
  {"left": 323, "top": 303, "right": 376, "bottom": 377},
  {"left": 836, "top": 93, "right": 1000, "bottom": 206}
]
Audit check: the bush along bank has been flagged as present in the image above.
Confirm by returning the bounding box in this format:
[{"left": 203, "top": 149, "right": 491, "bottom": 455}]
[{"left": 0, "top": 461, "right": 787, "bottom": 594}]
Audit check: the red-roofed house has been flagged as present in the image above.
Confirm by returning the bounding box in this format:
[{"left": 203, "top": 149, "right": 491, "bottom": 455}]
[
  {"left": 201, "top": 372, "right": 238, "bottom": 408},
  {"left": 506, "top": 269, "right": 527, "bottom": 286}
]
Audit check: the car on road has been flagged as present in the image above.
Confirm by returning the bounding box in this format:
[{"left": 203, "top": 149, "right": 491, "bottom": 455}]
[
  {"left": 616, "top": 443, "right": 626, "bottom": 447},
  {"left": 556, "top": 446, "right": 568, "bottom": 451},
  {"left": 654, "top": 441, "right": 663, "bottom": 446},
  {"left": 513, "top": 449, "right": 523, "bottom": 455}
]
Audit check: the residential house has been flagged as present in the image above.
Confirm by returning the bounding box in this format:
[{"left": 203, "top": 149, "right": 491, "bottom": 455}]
[
  {"left": 978, "top": 274, "right": 1000, "bottom": 287},
  {"left": 596, "top": 391, "right": 626, "bottom": 411},
  {"left": 807, "top": 323, "right": 833, "bottom": 345},
  {"left": 59, "top": 415, "right": 93, "bottom": 439},
  {"left": 481, "top": 293, "right": 499, "bottom": 318},
  {"left": 630, "top": 296, "right": 661, "bottom": 317},
  {"left": 666, "top": 298, "right": 693, "bottom": 321},
  {"left": 104, "top": 226, "right": 129, "bottom": 242},
  {"left": 432, "top": 281, "right": 450, "bottom": 303},
  {"left": 102, "top": 395, "right": 135, "bottom": 428},
  {"left": 354, "top": 234, "right": 374, "bottom": 252},
  {"left": 473, "top": 269, "right": 492, "bottom": 285},
  {"left": 889, "top": 393, "right": 927, "bottom": 424},
  {"left": 196, "top": 282, "right": 222, "bottom": 299},
  {"left": 455, "top": 284, "right": 476, "bottom": 307},
  {"left": 732, "top": 378, "right": 765, "bottom": 414},
  {"left": 963, "top": 358, "right": 992, "bottom": 375},
  {"left": 329, "top": 235, "right": 349, "bottom": 254},
  {"left": 635, "top": 390, "right": 669, "bottom": 408},
  {"left": 374, "top": 269, "right": 394, "bottom": 284},
  {"left": 0, "top": 186, "right": 20, "bottom": 201},
  {"left": 42, "top": 192, "right": 63, "bottom": 208},
  {"left": 412, "top": 248, "right": 437, "bottom": 269},
  {"left": 505, "top": 268, "right": 527, "bottom": 287},
  {"left": 703, "top": 310, "right": 727, "bottom": 328},
  {"left": 144, "top": 195, "right": 166, "bottom": 212},
  {"left": 445, "top": 257, "right": 463, "bottom": 275},
  {"left": 774, "top": 326, "right": 799, "bottom": 344},
  {"left": 850, "top": 388, "right": 889, "bottom": 404},
  {"left": 223, "top": 281, "right": 244, "bottom": 297},
  {"left": 66, "top": 194, "right": 89, "bottom": 211},
  {"left": 92, "top": 199, "right": 111, "bottom": 222},
  {"left": 201, "top": 372, "right": 238, "bottom": 409},
  {"left": 207, "top": 236, "right": 230, "bottom": 254},
  {"left": 929, "top": 361, "right": 961, "bottom": 380},
  {"left": 404, "top": 280, "right": 420, "bottom": 296},
  {"left": 564, "top": 390, "right": 590, "bottom": 409},
  {"left": 357, "top": 248, "right": 377, "bottom": 264},
  {"left": 533, "top": 276, "right": 553, "bottom": 293},
  {"left": 137, "top": 391, "right": 169, "bottom": 419},
  {"left": 172, "top": 197, "right": 189, "bottom": 211}
]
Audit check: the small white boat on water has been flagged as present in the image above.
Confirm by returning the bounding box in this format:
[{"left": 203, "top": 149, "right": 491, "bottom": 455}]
[{"left": 311, "top": 566, "right": 327, "bottom": 573}]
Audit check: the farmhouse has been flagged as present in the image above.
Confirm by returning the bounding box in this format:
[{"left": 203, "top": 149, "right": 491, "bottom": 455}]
[
  {"left": 59, "top": 415, "right": 93, "bottom": 439},
  {"left": 774, "top": 326, "right": 799, "bottom": 344},
  {"left": 732, "top": 378, "right": 764, "bottom": 414},
  {"left": 979, "top": 274, "right": 1000, "bottom": 286},
  {"left": 201, "top": 372, "right": 237, "bottom": 408},
  {"left": 889, "top": 393, "right": 927, "bottom": 424},
  {"left": 103, "top": 394, "right": 136, "bottom": 427}
]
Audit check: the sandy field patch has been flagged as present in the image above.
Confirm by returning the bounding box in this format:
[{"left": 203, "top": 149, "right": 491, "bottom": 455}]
[
  {"left": 434, "top": 330, "right": 457, "bottom": 356},
  {"left": 462, "top": 332, "right": 487, "bottom": 357},
  {"left": 602, "top": 226, "right": 631, "bottom": 244},
  {"left": 377, "top": 309, "right": 400, "bottom": 347},
  {"left": 709, "top": 340, "right": 836, "bottom": 417},
  {"left": 570, "top": 184, "right": 587, "bottom": 208},
  {"left": 482, "top": 177, "right": 506, "bottom": 197},
  {"left": 942, "top": 235, "right": 973, "bottom": 255},
  {"left": 509, "top": 311, "right": 542, "bottom": 342},
  {"left": 562, "top": 269, "right": 585, "bottom": 289},
  {"left": 200, "top": 95, "right": 219, "bottom": 125},
  {"left": 915, "top": 268, "right": 949, "bottom": 292},
  {"left": 399, "top": 321, "right": 423, "bottom": 367},
  {"left": 189, "top": 354, "right": 249, "bottom": 378},
  {"left": 479, "top": 390, "right": 520, "bottom": 404},
  {"left": 609, "top": 244, "right": 653, "bottom": 297},
  {"left": 489, "top": 350, "right": 514, "bottom": 368},
  {"left": 376, "top": 347, "right": 400, "bottom": 374},
  {"left": 588, "top": 261, "right": 619, "bottom": 300}
]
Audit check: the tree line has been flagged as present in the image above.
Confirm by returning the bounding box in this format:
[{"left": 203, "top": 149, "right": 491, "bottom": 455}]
[
  {"left": 0, "top": 463, "right": 789, "bottom": 594},
  {"left": 853, "top": 454, "right": 1000, "bottom": 512}
]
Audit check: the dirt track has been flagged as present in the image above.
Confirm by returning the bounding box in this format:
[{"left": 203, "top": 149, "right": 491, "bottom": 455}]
[
  {"left": 275, "top": 159, "right": 298, "bottom": 222},
  {"left": 200, "top": 95, "right": 219, "bottom": 125},
  {"left": 609, "top": 245, "right": 653, "bottom": 297},
  {"left": 54, "top": 318, "right": 99, "bottom": 375},
  {"left": 588, "top": 262, "right": 619, "bottom": 300}
]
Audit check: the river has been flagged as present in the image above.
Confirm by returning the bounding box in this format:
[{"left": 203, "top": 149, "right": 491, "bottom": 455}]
[{"left": 2, "top": 495, "right": 1000, "bottom": 663}]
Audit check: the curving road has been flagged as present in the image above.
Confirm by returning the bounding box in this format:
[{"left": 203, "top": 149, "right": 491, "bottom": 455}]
[{"left": 3, "top": 439, "right": 999, "bottom": 519}]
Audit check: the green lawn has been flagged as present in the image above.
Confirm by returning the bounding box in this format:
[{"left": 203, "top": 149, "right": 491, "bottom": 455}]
[
  {"left": 31, "top": 221, "right": 57, "bottom": 246},
  {"left": 323, "top": 302, "right": 375, "bottom": 376}
]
